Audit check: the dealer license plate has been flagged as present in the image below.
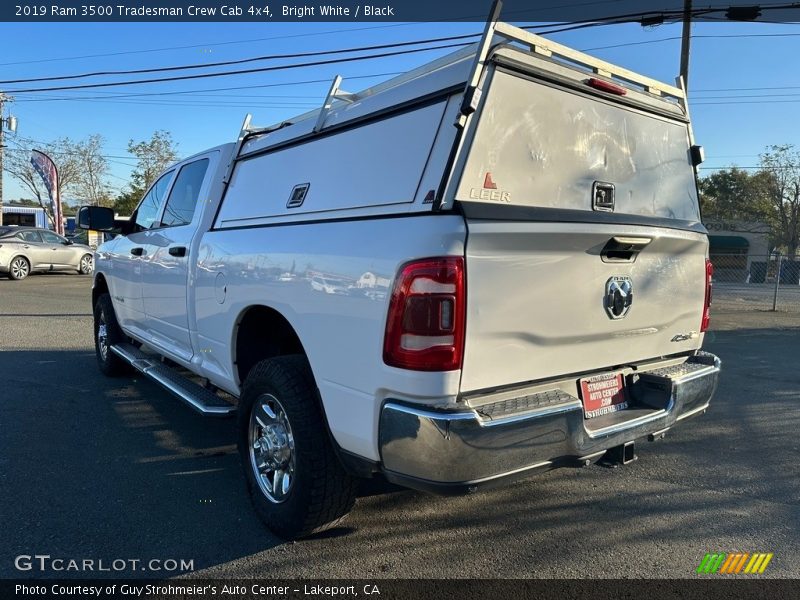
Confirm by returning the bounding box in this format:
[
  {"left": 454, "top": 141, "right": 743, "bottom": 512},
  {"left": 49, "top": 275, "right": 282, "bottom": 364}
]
[{"left": 580, "top": 372, "right": 628, "bottom": 419}]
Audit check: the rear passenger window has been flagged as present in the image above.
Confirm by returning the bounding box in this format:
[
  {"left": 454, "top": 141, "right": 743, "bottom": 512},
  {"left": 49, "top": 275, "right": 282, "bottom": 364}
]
[
  {"left": 134, "top": 171, "right": 174, "bottom": 230},
  {"left": 17, "top": 231, "right": 42, "bottom": 243},
  {"left": 161, "top": 159, "right": 209, "bottom": 227}
]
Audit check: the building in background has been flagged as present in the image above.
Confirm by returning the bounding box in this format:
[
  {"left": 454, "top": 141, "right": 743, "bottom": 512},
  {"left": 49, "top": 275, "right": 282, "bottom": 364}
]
[
  {"left": 1, "top": 205, "right": 49, "bottom": 229},
  {"left": 704, "top": 220, "right": 771, "bottom": 283}
]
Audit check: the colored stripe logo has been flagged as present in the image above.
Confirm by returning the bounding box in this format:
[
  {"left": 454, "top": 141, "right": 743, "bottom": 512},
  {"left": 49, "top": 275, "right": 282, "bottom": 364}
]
[{"left": 697, "top": 552, "right": 773, "bottom": 574}]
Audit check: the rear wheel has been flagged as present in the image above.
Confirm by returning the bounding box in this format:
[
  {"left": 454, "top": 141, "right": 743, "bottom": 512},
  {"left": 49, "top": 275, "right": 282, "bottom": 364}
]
[
  {"left": 78, "top": 254, "right": 94, "bottom": 275},
  {"left": 93, "top": 293, "right": 130, "bottom": 376},
  {"left": 9, "top": 256, "right": 30, "bottom": 280},
  {"left": 238, "top": 355, "right": 357, "bottom": 539}
]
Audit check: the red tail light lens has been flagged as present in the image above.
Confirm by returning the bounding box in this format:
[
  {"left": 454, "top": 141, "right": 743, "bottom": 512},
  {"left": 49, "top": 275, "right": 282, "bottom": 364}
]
[
  {"left": 383, "top": 257, "right": 465, "bottom": 371},
  {"left": 586, "top": 78, "right": 627, "bottom": 96},
  {"left": 701, "top": 259, "right": 713, "bottom": 332}
]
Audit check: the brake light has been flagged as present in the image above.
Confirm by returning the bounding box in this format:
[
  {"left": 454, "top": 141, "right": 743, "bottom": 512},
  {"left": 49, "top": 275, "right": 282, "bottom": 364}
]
[
  {"left": 586, "top": 78, "right": 627, "bottom": 96},
  {"left": 383, "top": 257, "right": 465, "bottom": 371},
  {"left": 701, "top": 259, "right": 713, "bottom": 332}
]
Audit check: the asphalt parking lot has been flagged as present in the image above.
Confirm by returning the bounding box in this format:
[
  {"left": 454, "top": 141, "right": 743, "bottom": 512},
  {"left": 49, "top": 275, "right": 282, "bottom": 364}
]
[{"left": 1, "top": 274, "right": 798, "bottom": 579}]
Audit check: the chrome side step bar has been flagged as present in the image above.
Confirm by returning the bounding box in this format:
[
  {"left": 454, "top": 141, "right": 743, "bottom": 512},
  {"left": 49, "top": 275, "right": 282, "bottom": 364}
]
[{"left": 110, "top": 343, "right": 236, "bottom": 417}]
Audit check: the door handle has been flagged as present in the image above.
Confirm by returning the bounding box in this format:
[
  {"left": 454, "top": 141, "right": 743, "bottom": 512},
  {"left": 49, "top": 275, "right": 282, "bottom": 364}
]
[
  {"left": 168, "top": 246, "right": 187, "bottom": 257},
  {"left": 130, "top": 247, "right": 145, "bottom": 256},
  {"left": 600, "top": 236, "right": 652, "bottom": 263}
]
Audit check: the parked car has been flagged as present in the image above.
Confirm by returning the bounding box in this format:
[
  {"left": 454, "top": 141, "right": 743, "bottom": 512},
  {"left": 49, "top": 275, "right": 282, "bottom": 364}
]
[
  {"left": 79, "top": 13, "right": 720, "bottom": 540},
  {"left": 0, "top": 226, "right": 94, "bottom": 280},
  {"left": 310, "top": 275, "right": 348, "bottom": 295}
]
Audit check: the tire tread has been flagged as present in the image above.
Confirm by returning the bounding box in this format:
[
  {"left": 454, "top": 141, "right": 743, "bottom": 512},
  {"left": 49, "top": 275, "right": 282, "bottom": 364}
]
[{"left": 238, "top": 355, "right": 357, "bottom": 539}]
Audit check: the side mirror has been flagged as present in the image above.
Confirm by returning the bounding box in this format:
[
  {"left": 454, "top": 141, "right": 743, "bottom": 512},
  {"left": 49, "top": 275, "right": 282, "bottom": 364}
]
[
  {"left": 63, "top": 239, "right": 73, "bottom": 245},
  {"left": 78, "top": 206, "right": 115, "bottom": 232}
]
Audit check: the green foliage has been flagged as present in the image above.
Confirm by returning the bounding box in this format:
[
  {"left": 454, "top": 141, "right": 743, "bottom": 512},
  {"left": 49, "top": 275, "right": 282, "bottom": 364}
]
[
  {"left": 127, "top": 130, "right": 179, "bottom": 192},
  {"left": 112, "top": 185, "right": 144, "bottom": 217},
  {"left": 700, "top": 145, "right": 800, "bottom": 256},
  {"left": 698, "top": 167, "right": 773, "bottom": 221}
]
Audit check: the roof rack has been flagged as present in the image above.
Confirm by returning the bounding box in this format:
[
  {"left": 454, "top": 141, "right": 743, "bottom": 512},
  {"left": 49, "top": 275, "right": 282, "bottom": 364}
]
[
  {"left": 222, "top": 113, "right": 292, "bottom": 184},
  {"left": 459, "top": 0, "right": 684, "bottom": 122}
]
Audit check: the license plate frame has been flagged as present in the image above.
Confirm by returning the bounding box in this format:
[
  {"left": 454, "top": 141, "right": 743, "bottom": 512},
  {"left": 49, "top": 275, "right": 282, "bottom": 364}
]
[{"left": 580, "top": 372, "right": 629, "bottom": 419}]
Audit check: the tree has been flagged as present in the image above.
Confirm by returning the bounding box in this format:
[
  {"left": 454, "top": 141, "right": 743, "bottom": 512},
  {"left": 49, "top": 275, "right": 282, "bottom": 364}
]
[
  {"left": 759, "top": 145, "right": 800, "bottom": 257},
  {"left": 4, "top": 137, "right": 82, "bottom": 228},
  {"left": 71, "top": 134, "right": 112, "bottom": 207},
  {"left": 698, "top": 167, "right": 773, "bottom": 222},
  {"left": 112, "top": 186, "right": 144, "bottom": 217},
  {"left": 127, "top": 130, "right": 178, "bottom": 192}
]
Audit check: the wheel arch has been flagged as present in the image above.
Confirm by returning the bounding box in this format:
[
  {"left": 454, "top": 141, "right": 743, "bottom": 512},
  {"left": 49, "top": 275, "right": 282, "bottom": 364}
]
[
  {"left": 232, "top": 304, "right": 308, "bottom": 387},
  {"left": 231, "top": 304, "right": 378, "bottom": 479},
  {"left": 92, "top": 272, "right": 109, "bottom": 308}
]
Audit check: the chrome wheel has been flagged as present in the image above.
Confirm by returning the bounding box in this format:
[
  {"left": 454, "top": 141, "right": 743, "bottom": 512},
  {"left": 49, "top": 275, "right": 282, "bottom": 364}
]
[
  {"left": 249, "top": 393, "right": 295, "bottom": 504},
  {"left": 80, "top": 254, "right": 94, "bottom": 274},
  {"left": 97, "top": 314, "right": 108, "bottom": 361},
  {"left": 10, "top": 257, "right": 29, "bottom": 280}
]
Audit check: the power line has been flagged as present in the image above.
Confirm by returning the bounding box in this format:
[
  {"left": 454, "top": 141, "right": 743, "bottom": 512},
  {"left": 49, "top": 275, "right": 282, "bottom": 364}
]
[
  {"left": 0, "top": 23, "right": 418, "bottom": 68},
  {"left": 0, "top": 34, "right": 486, "bottom": 86},
  {"left": 0, "top": 0, "right": 657, "bottom": 69},
  {"left": 3, "top": 41, "right": 471, "bottom": 94},
  {"left": 1, "top": 7, "right": 736, "bottom": 94},
  {"left": 693, "top": 99, "right": 800, "bottom": 104},
  {"left": 9, "top": 72, "right": 402, "bottom": 102}
]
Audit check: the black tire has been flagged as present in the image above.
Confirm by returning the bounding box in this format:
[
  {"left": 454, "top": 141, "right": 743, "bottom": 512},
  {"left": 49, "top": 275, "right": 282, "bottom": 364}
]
[
  {"left": 93, "top": 293, "right": 130, "bottom": 377},
  {"left": 238, "top": 355, "right": 357, "bottom": 539},
  {"left": 8, "top": 256, "right": 30, "bottom": 280}
]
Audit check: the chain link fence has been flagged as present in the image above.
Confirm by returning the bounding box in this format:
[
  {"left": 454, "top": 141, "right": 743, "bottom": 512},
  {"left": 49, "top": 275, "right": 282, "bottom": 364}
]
[{"left": 713, "top": 253, "right": 800, "bottom": 313}]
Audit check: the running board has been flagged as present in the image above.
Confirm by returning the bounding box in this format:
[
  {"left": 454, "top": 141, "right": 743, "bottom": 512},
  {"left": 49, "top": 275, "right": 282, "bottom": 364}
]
[{"left": 110, "top": 343, "right": 236, "bottom": 417}]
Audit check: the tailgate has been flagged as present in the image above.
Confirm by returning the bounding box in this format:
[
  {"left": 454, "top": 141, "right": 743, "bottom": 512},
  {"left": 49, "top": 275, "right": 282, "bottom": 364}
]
[
  {"left": 460, "top": 220, "right": 707, "bottom": 392},
  {"left": 454, "top": 64, "right": 707, "bottom": 393}
]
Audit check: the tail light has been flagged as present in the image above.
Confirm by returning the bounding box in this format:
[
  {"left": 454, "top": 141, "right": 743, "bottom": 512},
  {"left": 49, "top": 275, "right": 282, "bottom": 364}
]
[
  {"left": 586, "top": 78, "right": 627, "bottom": 96},
  {"left": 701, "top": 259, "right": 713, "bottom": 332},
  {"left": 383, "top": 257, "right": 465, "bottom": 371}
]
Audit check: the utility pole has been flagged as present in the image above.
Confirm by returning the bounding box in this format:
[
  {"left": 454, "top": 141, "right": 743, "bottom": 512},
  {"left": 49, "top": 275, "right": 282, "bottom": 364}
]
[
  {"left": 0, "top": 93, "right": 5, "bottom": 226},
  {"left": 0, "top": 93, "right": 17, "bottom": 227},
  {"left": 679, "top": 0, "right": 693, "bottom": 90}
]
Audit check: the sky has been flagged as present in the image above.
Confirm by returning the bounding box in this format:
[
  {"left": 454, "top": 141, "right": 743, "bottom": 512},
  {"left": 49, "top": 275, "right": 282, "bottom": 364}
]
[{"left": 1, "top": 15, "right": 800, "bottom": 202}]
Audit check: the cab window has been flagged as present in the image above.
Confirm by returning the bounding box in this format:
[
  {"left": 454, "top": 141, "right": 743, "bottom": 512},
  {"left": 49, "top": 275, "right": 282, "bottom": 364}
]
[
  {"left": 134, "top": 171, "right": 174, "bottom": 230},
  {"left": 160, "top": 159, "right": 209, "bottom": 227}
]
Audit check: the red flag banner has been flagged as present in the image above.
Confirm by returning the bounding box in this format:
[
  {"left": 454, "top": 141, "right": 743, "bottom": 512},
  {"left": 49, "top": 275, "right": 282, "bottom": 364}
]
[{"left": 30, "top": 150, "right": 63, "bottom": 235}]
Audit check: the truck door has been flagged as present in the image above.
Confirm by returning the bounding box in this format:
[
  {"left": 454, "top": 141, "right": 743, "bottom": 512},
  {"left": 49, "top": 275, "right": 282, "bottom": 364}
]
[
  {"left": 139, "top": 156, "right": 212, "bottom": 362},
  {"left": 111, "top": 171, "right": 174, "bottom": 332}
]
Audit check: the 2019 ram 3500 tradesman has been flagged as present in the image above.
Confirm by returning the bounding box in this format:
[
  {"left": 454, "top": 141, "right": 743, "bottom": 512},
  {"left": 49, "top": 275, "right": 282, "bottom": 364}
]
[{"left": 79, "top": 10, "right": 721, "bottom": 539}]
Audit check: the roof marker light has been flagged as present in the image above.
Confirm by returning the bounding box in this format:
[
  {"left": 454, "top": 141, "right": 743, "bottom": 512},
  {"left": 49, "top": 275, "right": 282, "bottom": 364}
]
[{"left": 587, "top": 78, "right": 627, "bottom": 96}]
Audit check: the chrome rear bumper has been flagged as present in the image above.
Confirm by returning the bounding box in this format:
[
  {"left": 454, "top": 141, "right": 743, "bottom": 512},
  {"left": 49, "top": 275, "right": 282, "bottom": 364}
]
[{"left": 379, "top": 352, "right": 721, "bottom": 493}]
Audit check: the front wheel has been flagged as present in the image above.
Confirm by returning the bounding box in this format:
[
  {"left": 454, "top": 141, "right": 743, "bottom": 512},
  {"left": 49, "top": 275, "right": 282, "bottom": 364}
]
[
  {"left": 93, "top": 293, "right": 130, "bottom": 376},
  {"left": 238, "top": 355, "right": 357, "bottom": 539},
  {"left": 78, "top": 253, "right": 94, "bottom": 275}
]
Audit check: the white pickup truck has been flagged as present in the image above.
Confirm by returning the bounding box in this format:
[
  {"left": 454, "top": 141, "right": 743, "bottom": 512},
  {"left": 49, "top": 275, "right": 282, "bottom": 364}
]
[{"left": 80, "top": 10, "right": 721, "bottom": 539}]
